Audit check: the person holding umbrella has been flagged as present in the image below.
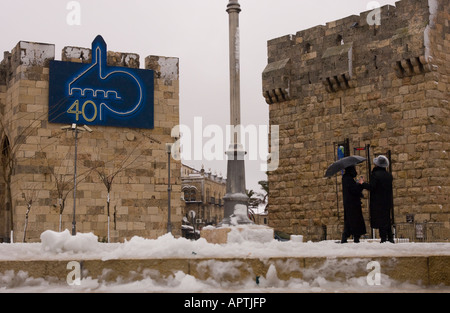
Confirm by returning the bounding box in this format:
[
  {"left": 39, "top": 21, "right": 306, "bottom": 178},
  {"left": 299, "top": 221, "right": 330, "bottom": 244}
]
[
  {"left": 361, "top": 155, "right": 394, "bottom": 243},
  {"left": 340, "top": 166, "right": 367, "bottom": 243},
  {"left": 324, "top": 155, "right": 367, "bottom": 243}
]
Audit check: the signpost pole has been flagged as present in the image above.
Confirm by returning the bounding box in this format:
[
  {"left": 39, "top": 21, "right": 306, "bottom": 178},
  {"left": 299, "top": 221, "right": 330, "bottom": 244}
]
[
  {"left": 166, "top": 143, "right": 173, "bottom": 234},
  {"left": 61, "top": 123, "right": 92, "bottom": 236},
  {"left": 72, "top": 125, "right": 78, "bottom": 236}
]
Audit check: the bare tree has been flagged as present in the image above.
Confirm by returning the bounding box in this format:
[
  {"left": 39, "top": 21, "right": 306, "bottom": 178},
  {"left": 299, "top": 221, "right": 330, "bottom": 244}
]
[
  {"left": 44, "top": 148, "right": 93, "bottom": 232},
  {"left": 38, "top": 129, "right": 94, "bottom": 233},
  {"left": 21, "top": 184, "right": 40, "bottom": 242},
  {"left": 0, "top": 115, "right": 45, "bottom": 242},
  {"left": 92, "top": 143, "right": 143, "bottom": 243},
  {"left": 52, "top": 172, "right": 74, "bottom": 232}
]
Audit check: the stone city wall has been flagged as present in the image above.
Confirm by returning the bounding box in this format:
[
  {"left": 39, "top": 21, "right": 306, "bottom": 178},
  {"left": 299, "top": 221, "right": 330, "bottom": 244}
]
[
  {"left": 263, "top": 0, "right": 449, "bottom": 241},
  {"left": 0, "top": 39, "right": 182, "bottom": 242}
]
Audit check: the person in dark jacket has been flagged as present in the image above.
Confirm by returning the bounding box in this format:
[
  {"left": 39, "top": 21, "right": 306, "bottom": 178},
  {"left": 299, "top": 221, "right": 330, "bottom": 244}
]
[
  {"left": 362, "top": 155, "right": 394, "bottom": 243},
  {"left": 341, "top": 166, "right": 367, "bottom": 243}
]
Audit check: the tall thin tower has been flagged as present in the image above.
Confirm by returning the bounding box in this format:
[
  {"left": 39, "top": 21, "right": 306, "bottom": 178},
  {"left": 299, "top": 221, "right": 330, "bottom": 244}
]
[{"left": 221, "top": 0, "right": 252, "bottom": 225}]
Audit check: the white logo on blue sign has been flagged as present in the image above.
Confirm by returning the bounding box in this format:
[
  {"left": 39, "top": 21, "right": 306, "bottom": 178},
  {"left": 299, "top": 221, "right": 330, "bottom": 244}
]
[{"left": 49, "top": 35, "right": 154, "bottom": 129}]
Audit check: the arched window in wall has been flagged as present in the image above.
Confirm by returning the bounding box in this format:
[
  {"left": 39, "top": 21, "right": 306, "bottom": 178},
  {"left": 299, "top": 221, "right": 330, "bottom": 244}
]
[{"left": 182, "top": 186, "right": 197, "bottom": 202}]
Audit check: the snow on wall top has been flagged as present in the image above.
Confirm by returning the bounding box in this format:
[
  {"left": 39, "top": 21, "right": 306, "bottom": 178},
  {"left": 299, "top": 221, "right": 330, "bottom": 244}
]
[
  {"left": 18, "top": 41, "right": 55, "bottom": 67},
  {"left": 157, "top": 57, "right": 179, "bottom": 80}
]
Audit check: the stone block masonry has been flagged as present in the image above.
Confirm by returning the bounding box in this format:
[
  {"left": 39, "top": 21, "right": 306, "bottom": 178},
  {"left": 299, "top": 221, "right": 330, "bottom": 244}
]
[
  {"left": 0, "top": 38, "right": 181, "bottom": 242},
  {"left": 0, "top": 255, "right": 449, "bottom": 287},
  {"left": 263, "top": 0, "right": 449, "bottom": 241}
]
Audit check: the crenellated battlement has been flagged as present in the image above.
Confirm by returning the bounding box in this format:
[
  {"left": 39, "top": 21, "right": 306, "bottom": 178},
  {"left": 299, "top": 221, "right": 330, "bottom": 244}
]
[
  {"left": 263, "top": 0, "right": 437, "bottom": 103},
  {"left": 0, "top": 40, "right": 178, "bottom": 87}
]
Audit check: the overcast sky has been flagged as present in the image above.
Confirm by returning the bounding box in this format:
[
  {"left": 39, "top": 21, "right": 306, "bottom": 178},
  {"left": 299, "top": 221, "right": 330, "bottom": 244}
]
[{"left": 0, "top": 0, "right": 398, "bottom": 192}]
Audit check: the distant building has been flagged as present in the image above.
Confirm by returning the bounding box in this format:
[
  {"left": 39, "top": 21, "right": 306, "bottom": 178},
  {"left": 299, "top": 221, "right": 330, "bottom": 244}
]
[
  {"left": 250, "top": 207, "right": 269, "bottom": 226},
  {"left": 181, "top": 164, "right": 226, "bottom": 228}
]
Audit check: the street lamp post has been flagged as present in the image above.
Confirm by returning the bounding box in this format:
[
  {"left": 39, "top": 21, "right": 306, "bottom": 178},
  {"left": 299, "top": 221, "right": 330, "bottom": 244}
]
[
  {"left": 72, "top": 125, "right": 79, "bottom": 236},
  {"left": 62, "top": 123, "right": 92, "bottom": 235},
  {"left": 166, "top": 143, "right": 173, "bottom": 234}
]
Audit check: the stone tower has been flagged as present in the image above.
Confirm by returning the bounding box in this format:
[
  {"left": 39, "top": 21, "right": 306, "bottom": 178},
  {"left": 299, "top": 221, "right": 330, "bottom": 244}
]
[
  {"left": 0, "top": 37, "right": 182, "bottom": 242},
  {"left": 262, "top": 0, "right": 449, "bottom": 241}
]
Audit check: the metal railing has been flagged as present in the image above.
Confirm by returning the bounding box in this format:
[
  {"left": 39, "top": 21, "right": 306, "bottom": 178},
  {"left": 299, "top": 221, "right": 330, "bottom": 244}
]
[
  {"left": 298, "top": 222, "right": 448, "bottom": 242},
  {"left": 395, "top": 222, "right": 447, "bottom": 242}
]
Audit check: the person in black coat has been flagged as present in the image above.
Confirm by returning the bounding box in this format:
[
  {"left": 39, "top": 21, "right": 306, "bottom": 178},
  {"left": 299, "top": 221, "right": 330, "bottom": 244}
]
[
  {"left": 341, "top": 166, "right": 367, "bottom": 243},
  {"left": 361, "top": 155, "right": 394, "bottom": 243}
]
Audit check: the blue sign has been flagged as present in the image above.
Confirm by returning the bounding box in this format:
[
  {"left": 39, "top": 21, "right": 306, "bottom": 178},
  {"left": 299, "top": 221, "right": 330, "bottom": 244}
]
[{"left": 49, "top": 35, "right": 154, "bottom": 129}]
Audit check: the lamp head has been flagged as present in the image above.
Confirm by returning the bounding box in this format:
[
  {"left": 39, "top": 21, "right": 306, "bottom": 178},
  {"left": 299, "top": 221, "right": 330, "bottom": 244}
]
[
  {"left": 82, "top": 125, "right": 93, "bottom": 133},
  {"left": 165, "top": 143, "right": 173, "bottom": 154}
]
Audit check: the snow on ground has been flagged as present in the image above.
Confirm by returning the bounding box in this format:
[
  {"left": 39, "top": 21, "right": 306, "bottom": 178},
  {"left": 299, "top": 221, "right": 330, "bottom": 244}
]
[
  {"left": 1, "top": 229, "right": 449, "bottom": 261},
  {"left": 2, "top": 266, "right": 448, "bottom": 293},
  {"left": 0, "top": 229, "right": 449, "bottom": 293}
]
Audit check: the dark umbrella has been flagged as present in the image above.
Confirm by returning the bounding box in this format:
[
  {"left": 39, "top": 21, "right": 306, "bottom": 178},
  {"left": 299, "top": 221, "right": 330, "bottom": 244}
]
[{"left": 324, "top": 155, "right": 366, "bottom": 177}]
